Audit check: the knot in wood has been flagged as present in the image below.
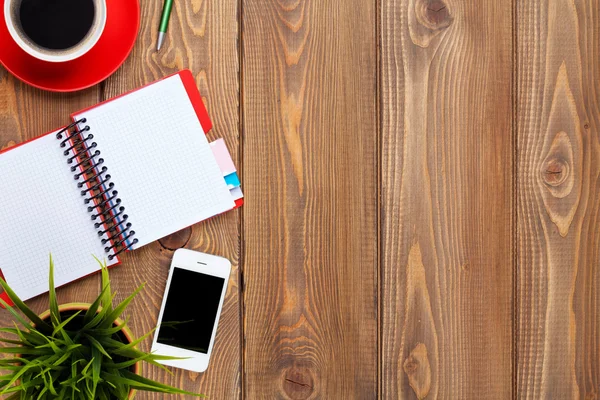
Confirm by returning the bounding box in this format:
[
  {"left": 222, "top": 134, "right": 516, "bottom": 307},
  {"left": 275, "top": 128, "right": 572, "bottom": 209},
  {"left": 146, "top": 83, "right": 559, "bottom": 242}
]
[
  {"left": 542, "top": 158, "right": 569, "bottom": 187},
  {"left": 281, "top": 367, "right": 314, "bottom": 400},
  {"left": 416, "top": 0, "right": 452, "bottom": 30},
  {"left": 404, "top": 359, "right": 419, "bottom": 374},
  {"left": 158, "top": 227, "right": 192, "bottom": 250},
  {"left": 1, "top": 141, "right": 17, "bottom": 151},
  {"left": 539, "top": 131, "right": 576, "bottom": 200},
  {"left": 403, "top": 343, "right": 432, "bottom": 399}
]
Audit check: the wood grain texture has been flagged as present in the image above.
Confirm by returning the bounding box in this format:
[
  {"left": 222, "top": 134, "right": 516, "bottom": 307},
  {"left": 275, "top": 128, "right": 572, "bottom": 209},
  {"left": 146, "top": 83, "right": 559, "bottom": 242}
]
[
  {"left": 380, "top": 0, "right": 514, "bottom": 398},
  {"left": 241, "top": 0, "right": 378, "bottom": 398},
  {"left": 516, "top": 0, "right": 600, "bottom": 397}
]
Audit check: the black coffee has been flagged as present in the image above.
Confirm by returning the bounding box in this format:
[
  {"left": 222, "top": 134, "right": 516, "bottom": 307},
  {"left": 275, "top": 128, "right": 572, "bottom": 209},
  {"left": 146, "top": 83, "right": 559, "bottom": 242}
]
[{"left": 19, "top": 0, "right": 95, "bottom": 50}]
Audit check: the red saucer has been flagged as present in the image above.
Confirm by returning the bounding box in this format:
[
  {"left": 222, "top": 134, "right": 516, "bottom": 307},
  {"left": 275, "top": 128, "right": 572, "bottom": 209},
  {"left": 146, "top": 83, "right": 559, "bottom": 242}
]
[{"left": 0, "top": 0, "right": 140, "bottom": 92}]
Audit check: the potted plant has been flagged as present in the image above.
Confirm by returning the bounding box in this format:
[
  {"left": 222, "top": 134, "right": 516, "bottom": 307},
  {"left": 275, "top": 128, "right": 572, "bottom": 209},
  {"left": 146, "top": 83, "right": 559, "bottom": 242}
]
[{"left": 0, "top": 256, "right": 204, "bottom": 399}]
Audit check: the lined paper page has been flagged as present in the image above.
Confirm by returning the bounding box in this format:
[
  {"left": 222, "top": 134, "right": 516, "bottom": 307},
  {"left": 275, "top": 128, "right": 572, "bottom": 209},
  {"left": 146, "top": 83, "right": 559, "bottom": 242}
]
[
  {"left": 73, "top": 74, "right": 235, "bottom": 248},
  {"left": 0, "top": 131, "right": 118, "bottom": 301}
]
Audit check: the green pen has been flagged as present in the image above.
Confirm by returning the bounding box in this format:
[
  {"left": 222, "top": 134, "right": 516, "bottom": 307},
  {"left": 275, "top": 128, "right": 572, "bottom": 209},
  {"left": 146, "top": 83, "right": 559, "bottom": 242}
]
[{"left": 157, "top": 0, "right": 174, "bottom": 51}]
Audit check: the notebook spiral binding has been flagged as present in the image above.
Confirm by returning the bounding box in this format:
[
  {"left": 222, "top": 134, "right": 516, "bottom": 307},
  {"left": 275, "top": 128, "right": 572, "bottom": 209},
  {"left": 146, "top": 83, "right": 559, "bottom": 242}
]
[{"left": 56, "top": 119, "right": 138, "bottom": 260}]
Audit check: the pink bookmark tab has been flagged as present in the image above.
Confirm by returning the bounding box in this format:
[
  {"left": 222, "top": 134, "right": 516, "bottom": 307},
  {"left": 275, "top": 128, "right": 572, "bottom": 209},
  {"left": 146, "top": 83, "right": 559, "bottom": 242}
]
[{"left": 210, "top": 139, "right": 237, "bottom": 176}]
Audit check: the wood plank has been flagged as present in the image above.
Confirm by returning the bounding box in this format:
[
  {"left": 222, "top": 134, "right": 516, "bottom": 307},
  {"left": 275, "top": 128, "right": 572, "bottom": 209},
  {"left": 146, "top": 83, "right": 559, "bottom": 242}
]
[
  {"left": 380, "top": 0, "right": 514, "bottom": 398},
  {"left": 241, "top": 0, "right": 378, "bottom": 398},
  {"left": 516, "top": 0, "right": 600, "bottom": 397},
  {"left": 0, "top": 68, "right": 102, "bottom": 312},
  {"left": 99, "top": 0, "right": 241, "bottom": 398}
]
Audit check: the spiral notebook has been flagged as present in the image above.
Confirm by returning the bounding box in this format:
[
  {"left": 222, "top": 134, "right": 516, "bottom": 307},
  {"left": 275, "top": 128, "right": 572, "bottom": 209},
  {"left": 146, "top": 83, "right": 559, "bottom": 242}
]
[{"left": 0, "top": 70, "right": 243, "bottom": 302}]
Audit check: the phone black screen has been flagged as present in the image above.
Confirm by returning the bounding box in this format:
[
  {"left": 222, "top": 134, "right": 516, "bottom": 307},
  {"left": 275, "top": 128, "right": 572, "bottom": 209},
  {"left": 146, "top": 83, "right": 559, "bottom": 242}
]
[{"left": 157, "top": 268, "right": 225, "bottom": 353}]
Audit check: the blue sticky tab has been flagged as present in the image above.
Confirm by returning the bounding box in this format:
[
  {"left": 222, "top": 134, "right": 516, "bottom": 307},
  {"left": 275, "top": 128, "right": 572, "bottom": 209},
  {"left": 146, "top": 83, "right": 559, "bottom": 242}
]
[{"left": 224, "top": 172, "right": 240, "bottom": 188}]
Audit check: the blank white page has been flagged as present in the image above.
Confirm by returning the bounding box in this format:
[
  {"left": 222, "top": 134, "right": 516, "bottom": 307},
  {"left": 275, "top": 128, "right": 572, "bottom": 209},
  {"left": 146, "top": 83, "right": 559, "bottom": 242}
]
[
  {"left": 73, "top": 74, "right": 235, "bottom": 249},
  {"left": 0, "top": 131, "right": 118, "bottom": 301}
]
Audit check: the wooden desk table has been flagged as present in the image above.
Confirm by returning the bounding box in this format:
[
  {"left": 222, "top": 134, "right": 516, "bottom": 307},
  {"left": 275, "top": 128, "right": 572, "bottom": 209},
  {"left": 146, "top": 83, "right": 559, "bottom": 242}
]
[{"left": 1, "top": 0, "right": 598, "bottom": 398}]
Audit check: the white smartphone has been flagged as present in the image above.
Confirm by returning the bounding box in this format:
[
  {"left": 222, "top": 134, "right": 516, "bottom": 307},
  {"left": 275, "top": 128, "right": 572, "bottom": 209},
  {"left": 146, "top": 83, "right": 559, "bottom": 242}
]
[{"left": 151, "top": 248, "right": 231, "bottom": 373}]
